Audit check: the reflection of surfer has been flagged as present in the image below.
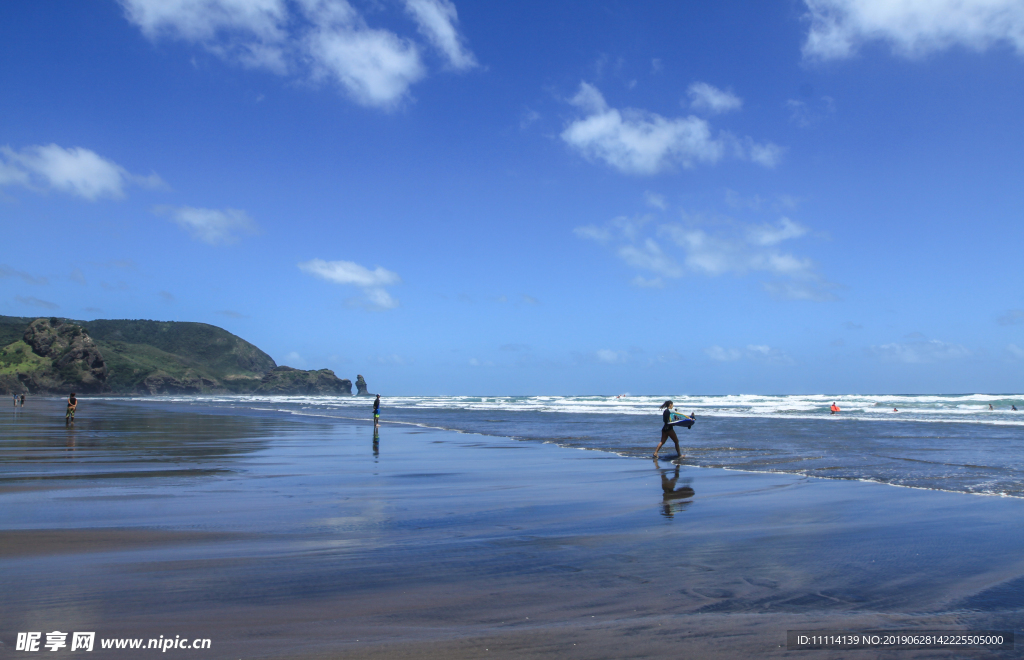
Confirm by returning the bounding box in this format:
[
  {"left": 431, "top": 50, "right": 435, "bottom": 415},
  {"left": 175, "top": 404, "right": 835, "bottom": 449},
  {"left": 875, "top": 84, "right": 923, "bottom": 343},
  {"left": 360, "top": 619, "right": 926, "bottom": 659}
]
[
  {"left": 657, "top": 462, "right": 695, "bottom": 518},
  {"left": 830, "top": 402, "right": 840, "bottom": 415},
  {"left": 653, "top": 401, "right": 693, "bottom": 459},
  {"left": 372, "top": 427, "right": 379, "bottom": 458}
]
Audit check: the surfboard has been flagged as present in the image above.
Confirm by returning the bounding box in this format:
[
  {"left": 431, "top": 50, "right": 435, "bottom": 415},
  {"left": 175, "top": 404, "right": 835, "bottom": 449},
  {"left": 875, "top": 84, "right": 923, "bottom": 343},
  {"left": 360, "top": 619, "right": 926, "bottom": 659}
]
[{"left": 668, "top": 418, "right": 694, "bottom": 428}]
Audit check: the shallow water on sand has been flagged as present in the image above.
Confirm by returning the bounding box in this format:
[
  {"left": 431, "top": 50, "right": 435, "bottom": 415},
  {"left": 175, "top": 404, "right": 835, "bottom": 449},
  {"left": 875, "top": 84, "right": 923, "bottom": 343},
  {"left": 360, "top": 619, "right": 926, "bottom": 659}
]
[
  {"left": 2, "top": 399, "right": 1024, "bottom": 659},
  {"left": 100, "top": 394, "right": 1024, "bottom": 497}
]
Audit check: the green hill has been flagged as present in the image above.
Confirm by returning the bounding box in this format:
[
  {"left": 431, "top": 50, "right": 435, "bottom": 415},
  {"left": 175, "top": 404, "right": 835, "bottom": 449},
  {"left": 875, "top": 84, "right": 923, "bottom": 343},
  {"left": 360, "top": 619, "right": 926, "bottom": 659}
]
[{"left": 0, "top": 316, "right": 354, "bottom": 396}]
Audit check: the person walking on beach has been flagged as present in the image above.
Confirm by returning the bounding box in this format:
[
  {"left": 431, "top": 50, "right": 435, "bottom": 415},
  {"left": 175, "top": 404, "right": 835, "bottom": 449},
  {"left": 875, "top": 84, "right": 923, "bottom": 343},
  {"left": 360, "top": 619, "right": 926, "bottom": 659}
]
[
  {"left": 65, "top": 392, "right": 77, "bottom": 425},
  {"left": 373, "top": 394, "right": 380, "bottom": 428},
  {"left": 653, "top": 400, "right": 684, "bottom": 459}
]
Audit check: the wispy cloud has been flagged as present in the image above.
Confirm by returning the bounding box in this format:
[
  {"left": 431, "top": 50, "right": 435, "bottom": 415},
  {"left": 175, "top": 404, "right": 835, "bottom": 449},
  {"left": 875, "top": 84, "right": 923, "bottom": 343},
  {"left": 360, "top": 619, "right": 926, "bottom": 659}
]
[
  {"left": 596, "top": 349, "right": 626, "bottom": 364},
  {"left": 577, "top": 212, "right": 836, "bottom": 301},
  {"left": 156, "top": 206, "right": 259, "bottom": 245},
  {"left": 16, "top": 295, "right": 59, "bottom": 310},
  {"left": 997, "top": 309, "right": 1024, "bottom": 326},
  {"left": 1008, "top": 344, "right": 1024, "bottom": 359},
  {"left": 687, "top": 82, "right": 742, "bottom": 114},
  {"left": 705, "top": 344, "right": 793, "bottom": 363},
  {"left": 404, "top": 0, "right": 477, "bottom": 70},
  {"left": 0, "top": 144, "right": 163, "bottom": 200},
  {"left": 159, "top": 290, "right": 175, "bottom": 302},
  {"left": 560, "top": 83, "right": 781, "bottom": 175},
  {"left": 870, "top": 338, "right": 971, "bottom": 363},
  {"left": 217, "top": 310, "right": 248, "bottom": 319},
  {"left": 644, "top": 190, "right": 667, "bottom": 210},
  {"left": 802, "top": 0, "right": 1024, "bottom": 61},
  {"left": 0, "top": 265, "right": 48, "bottom": 285},
  {"left": 119, "top": 0, "right": 477, "bottom": 109},
  {"left": 298, "top": 258, "right": 401, "bottom": 310}
]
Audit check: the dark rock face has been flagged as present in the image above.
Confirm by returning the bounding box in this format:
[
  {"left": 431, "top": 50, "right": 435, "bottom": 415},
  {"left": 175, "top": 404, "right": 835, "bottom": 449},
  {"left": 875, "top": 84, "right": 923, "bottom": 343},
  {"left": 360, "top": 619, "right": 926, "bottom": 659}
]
[
  {"left": 141, "top": 371, "right": 219, "bottom": 395},
  {"left": 355, "top": 374, "right": 370, "bottom": 396},
  {"left": 257, "top": 367, "right": 353, "bottom": 395},
  {"left": 23, "top": 318, "right": 107, "bottom": 392}
]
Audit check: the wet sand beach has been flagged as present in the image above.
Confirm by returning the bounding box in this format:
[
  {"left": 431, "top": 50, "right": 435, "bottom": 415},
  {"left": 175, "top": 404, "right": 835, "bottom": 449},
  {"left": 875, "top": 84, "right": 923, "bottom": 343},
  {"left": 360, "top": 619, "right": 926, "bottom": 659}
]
[{"left": 1, "top": 399, "right": 1022, "bottom": 658}]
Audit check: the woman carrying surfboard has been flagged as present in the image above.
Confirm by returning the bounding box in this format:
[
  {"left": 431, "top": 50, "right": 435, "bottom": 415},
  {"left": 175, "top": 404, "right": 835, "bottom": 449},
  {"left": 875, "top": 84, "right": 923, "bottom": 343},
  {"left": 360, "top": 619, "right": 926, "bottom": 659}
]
[{"left": 653, "top": 400, "right": 694, "bottom": 459}]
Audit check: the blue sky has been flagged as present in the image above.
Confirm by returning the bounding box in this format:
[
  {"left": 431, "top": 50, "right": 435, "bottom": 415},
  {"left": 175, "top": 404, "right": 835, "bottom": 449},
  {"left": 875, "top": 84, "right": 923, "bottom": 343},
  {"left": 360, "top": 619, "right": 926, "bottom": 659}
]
[{"left": 1, "top": 0, "right": 1022, "bottom": 395}]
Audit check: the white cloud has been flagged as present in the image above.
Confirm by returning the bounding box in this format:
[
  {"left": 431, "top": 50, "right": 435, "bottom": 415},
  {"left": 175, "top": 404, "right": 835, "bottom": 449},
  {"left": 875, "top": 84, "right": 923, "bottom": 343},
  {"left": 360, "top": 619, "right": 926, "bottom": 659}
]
[
  {"left": 705, "top": 344, "right": 793, "bottom": 363},
  {"left": 561, "top": 83, "right": 781, "bottom": 175},
  {"left": 468, "top": 357, "right": 494, "bottom": 367},
  {"left": 644, "top": 190, "right": 667, "bottom": 210},
  {"left": 157, "top": 206, "right": 258, "bottom": 245},
  {"left": 747, "top": 217, "right": 808, "bottom": 246},
  {"left": 577, "top": 213, "right": 836, "bottom": 301},
  {"left": 298, "top": 258, "right": 400, "bottom": 310},
  {"left": 404, "top": 0, "right": 477, "bottom": 70},
  {"left": 596, "top": 349, "right": 626, "bottom": 363},
  {"left": 561, "top": 83, "right": 722, "bottom": 175},
  {"left": 120, "top": 0, "right": 475, "bottom": 109},
  {"left": 704, "top": 346, "right": 741, "bottom": 361},
  {"left": 284, "top": 351, "right": 307, "bottom": 367},
  {"left": 1008, "top": 344, "right": 1024, "bottom": 359},
  {"left": 303, "top": 6, "right": 425, "bottom": 108},
  {"left": 0, "top": 144, "right": 163, "bottom": 200},
  {"left": 618, "top": 239, "right": 683, "bottom": 278},
  {"left": 871, "top": 339, "right": 971, "bottom": 363},
  {"left": 687, "top": 82, "right": 742, "bottom": 114},
  {"left": 802, "top": 0, "right": 1024, "bottom": 61}
]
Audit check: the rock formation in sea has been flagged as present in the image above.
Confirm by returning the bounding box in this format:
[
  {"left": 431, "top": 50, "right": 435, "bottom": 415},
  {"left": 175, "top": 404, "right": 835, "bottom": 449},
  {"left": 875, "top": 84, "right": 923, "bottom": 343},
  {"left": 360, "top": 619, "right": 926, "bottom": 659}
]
[{"left": 355, "top": 374, "right": 370, "bottom": 396}]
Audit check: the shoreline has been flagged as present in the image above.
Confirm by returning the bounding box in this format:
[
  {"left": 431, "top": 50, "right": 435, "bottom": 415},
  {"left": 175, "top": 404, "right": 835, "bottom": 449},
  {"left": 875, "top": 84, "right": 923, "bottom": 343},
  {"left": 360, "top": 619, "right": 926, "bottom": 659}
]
[{"left": 1, "top": 399, "right": 1022, "bottom": 658}]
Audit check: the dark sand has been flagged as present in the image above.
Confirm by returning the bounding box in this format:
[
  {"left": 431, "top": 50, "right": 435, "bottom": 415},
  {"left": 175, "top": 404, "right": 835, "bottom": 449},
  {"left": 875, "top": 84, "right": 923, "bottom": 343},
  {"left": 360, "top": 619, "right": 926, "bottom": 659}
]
[{"left": 1, "top": 399, "right": 1021, "bottom": 658}]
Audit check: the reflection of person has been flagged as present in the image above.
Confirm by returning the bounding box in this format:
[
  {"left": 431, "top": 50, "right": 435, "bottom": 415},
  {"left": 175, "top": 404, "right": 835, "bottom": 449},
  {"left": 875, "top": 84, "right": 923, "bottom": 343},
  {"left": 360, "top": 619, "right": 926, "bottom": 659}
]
[
  {"left": 372, "top": 427, "right": 379, "bottom": 458},
  {"left": 654, "top": 400, "right": 684, "bottom": 459},
  {"left": 20, "top": 394, "right": 25, "bottom": 407},
  {"left": 65, "top": 392, "right": 77, "bottom": 425},
  {"left": 373, "top": 394, "right": 380, "bottom": 427},
  {"left": 657, "top": 462, "right": 695, "bottom": 518}
]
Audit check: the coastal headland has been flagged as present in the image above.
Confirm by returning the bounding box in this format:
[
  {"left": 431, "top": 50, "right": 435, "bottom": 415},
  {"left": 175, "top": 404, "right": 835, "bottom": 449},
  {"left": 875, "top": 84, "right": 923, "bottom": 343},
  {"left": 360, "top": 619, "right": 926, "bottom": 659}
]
[
  {"left": 1, "top": 398, "right": 1020, "bottom": 659},
  {"left": 0, "top": 315, "right": 370, "bottom": 396}
]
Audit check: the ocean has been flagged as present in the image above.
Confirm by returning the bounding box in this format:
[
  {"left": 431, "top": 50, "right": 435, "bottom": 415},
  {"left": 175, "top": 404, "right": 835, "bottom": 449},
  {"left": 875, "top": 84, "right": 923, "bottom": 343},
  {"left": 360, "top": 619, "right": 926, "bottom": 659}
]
[{"left": 109, "top": 393, "right": 1024, "bottom": 498}]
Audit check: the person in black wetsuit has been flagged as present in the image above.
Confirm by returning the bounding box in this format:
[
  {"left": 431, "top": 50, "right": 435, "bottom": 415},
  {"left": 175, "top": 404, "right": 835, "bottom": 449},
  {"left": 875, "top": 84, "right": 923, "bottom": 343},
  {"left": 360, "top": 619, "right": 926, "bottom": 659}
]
[
  {"left": 654, "top": 400, "right": 684, "bottom": 459},
  {"left": 373, "top": 394, "right": 380, "bottom": 428}
]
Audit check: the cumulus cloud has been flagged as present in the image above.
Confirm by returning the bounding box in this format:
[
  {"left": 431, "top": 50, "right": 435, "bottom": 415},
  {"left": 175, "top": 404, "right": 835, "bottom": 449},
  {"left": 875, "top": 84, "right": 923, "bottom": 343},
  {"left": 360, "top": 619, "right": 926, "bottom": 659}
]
[
  {"left": 871, "top": 338, "right": 971, "bottom": 363},
  {"left": 687, "top": 82, "right": 742, "bottom": 114},
  {"left": 298, "top": 258, "right": 400, "bottom": 309},
  {"left": 0, "top": 144, "right": 163, "bottom": 200},
  {"left": 576, "top": 213, "right": 836, "bottom": 301},
  {"left": 156, "top": 206, "right": 258, "bottom": 245},
  {"left": 802, "top": 0, "right": 1024, "bottom": 61},
  {"left": 404, "top": 0, "right": 477, "bottom": 70},
  {"left": 561, "top": 83, "right": 721, "bottom": 175},
  {"left": 0, "top": 265, "right": 48, "bottom": 285},
  {"left": 119, "top": 0, "right": 476, "bottom": 109}
]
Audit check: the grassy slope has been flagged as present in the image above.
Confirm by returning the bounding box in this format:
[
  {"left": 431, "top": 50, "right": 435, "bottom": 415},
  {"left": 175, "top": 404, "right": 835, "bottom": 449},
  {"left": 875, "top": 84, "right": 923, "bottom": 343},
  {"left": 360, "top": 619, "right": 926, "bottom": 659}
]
[{"left": 0, "top": 316, "right": 277, "bottom": 393}]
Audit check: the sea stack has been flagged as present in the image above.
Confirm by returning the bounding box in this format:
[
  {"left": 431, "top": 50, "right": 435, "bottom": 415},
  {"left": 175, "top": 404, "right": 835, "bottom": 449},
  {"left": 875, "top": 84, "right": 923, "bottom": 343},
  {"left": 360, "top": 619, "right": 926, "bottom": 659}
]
[{"left": 355, "top": 374, "right": 370, "bottom": 396}]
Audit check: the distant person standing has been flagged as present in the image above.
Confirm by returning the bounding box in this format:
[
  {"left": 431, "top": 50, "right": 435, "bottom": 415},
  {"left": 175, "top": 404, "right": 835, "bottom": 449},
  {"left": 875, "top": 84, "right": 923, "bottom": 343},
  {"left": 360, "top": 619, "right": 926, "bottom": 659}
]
[
  {"left": 830, "top": 402, "right": 841, "bottom": 415},
  {"left": 12, "top": 393, "right": 17, "bottom": 408},
  {"left": 65, "top": 392, "right": 77, "bottom": 425},
  {"left": 373, "top": 394, "right": 380, "bottom": 428}
]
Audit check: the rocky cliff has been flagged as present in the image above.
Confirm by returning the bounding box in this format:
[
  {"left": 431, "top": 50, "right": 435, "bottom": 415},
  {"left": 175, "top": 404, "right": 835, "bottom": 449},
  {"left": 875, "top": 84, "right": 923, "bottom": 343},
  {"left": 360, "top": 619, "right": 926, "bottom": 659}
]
[
  {"left": 355, "top": 374, "right": 370, "bottom": 396},
  {"left": 0, "top": 316, "right": 370, "bottom": 396},
  {"left": 256, "top": 366, "right": 353, "bottom": 395}
]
